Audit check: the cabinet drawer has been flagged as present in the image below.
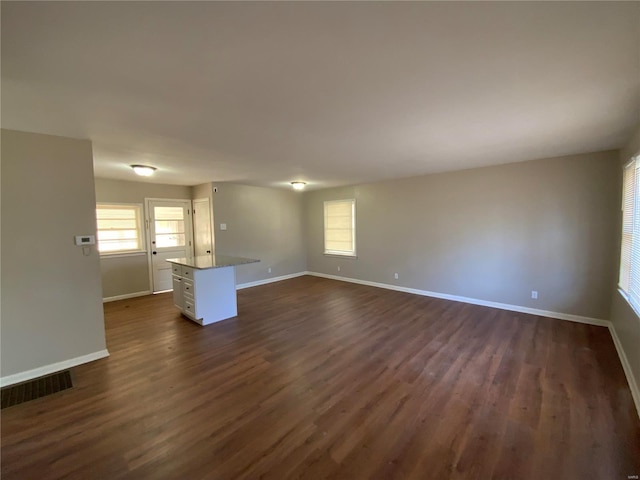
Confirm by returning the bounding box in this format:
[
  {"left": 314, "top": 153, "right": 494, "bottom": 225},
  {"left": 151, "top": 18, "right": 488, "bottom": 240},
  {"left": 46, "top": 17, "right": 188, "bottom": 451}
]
[
  {"left": 182, "top": 266, "right": 194, "bottom": 279},
  {"left": 183, "top": 299, "right": 196, "bottom": 319},
  {"left": 171, "top": 264, "right": 182, "bottom": 275},
  {"left": 182, "top": 279, "right": 195, "bottom": 297}
]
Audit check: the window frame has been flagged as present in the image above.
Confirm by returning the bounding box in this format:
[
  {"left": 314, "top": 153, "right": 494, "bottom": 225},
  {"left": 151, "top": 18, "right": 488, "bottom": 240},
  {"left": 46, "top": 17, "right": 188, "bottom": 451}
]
[
  {"left": 619, "top": 155, "right": 640, "bottom": 318},
  {"left": 96, "top": 202, "right": 146, "bottom": 256},
  {"left": 323, "top": 198, "right": 357, "bottom": 257}
]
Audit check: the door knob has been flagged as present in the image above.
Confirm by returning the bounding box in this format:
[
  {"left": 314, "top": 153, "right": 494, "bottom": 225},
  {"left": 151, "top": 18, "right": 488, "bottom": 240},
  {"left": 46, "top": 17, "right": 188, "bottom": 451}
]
[
  {"left": 152, "top": 251, "right": 157, "bottom": 255},
  {"left": 206, "top": 250, "right": 211, "bottom": 254}
]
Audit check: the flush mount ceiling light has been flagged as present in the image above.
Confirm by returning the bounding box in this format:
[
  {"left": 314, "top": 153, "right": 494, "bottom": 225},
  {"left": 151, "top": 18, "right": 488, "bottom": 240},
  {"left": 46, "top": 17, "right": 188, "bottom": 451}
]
[
  {"left": 291, "top": 181, "right": 306, "bottom": 191},
  {"left": 131, "top": 164, "right": 157, "bottom": 177}
]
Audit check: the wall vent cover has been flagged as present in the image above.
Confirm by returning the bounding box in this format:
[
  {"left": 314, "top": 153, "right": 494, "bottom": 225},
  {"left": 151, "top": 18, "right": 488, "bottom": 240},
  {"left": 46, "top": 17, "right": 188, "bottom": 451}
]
[{"left": 1, "top": 370, "right": 73, "bottom": 409}]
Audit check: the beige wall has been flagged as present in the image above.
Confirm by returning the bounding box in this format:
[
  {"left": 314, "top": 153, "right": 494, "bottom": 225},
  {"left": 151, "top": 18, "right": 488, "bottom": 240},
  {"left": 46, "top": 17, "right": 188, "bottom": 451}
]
[
  {"left": 94, "top": 178, "right": 192, "bottom": 298},
  {"left": 212, "top": 183, "right": 306, "bottom": 285},
  {"left": 95, "top": 178, "right": 192, "bottom": 204},
  {"left": 305, "top": 151, "right": 620, "bottom": 320},
  {"left": 611, "top": 124, "right": 640, "bottom": 403},
  {"left": 1, "top": 129, "right": 107, "bottom": 379},
  {"left": 100, "top": 254, "right": 151, "bottom": 300},
  {"left": 96, "top": 179, "right": 306, "bottom": 296}
]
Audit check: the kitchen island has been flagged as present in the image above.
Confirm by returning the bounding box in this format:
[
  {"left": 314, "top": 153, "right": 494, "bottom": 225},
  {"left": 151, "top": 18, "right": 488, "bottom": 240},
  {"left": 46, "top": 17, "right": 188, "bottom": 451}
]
[{"left": 167, "top": 254, "right": 259, "bottom": 326}]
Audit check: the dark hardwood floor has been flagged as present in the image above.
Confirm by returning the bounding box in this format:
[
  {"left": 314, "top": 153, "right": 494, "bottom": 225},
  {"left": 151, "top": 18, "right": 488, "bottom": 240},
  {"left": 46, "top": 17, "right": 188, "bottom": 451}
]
[{"left": 2, "top": 276, "right": 639, "bottom": 479}]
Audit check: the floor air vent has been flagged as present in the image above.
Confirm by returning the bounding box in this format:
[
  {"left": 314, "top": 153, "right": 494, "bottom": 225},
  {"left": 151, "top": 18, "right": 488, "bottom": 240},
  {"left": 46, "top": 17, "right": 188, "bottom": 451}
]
[{"left": 1, "top": 371, "right": 73, "bottom": 409}]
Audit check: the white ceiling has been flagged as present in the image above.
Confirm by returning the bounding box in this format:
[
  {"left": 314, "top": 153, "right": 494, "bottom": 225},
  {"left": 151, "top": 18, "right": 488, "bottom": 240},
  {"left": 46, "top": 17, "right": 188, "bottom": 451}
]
[{"left": 2, "top": 2, "right": 639, "bottom": 190}]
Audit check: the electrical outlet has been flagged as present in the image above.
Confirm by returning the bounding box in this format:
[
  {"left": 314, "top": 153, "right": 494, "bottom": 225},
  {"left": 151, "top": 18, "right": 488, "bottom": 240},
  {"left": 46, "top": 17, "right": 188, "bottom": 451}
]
[
  {"left": 394, "top": 273, "right": 399, "bottom": 279},
  {"left": 337, "top": 266, "right": 341, "bottom": 272},
  {"left": 531, "top": 290, "right": 538, "bottom": 299},
  {"left": 268, "top": 267, "right": 272, "bottom": 274}
]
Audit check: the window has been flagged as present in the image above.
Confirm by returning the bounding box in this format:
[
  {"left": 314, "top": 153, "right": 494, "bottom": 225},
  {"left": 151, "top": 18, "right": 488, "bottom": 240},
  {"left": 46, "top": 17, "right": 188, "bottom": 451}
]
[
  {"left": 153, "top": 206, "right": 186, "bottom": 248},
  {"left": 324, "top": 199, "right": 356, "bottom": 256},
  {"left": 620, "top": 156, "right": 640, "bottom": 312},
  {"left": 96, "top": 203, "right": 145, "bottom": 254}
]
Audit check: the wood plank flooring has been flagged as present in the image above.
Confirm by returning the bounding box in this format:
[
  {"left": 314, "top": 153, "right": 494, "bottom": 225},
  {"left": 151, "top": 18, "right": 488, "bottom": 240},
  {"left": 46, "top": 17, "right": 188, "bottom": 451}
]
[{"left": 2, "top": 276, "right": 639, "bottom": 479}]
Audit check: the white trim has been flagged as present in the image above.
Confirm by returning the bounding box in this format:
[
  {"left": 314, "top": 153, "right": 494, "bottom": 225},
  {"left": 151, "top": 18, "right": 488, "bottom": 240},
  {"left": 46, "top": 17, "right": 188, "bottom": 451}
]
[
  {"left": 144, "top": 197, "right": 192, "bottom": 202},
  {"left": 237, "top": 272, "right": 307, "bottom": 290},
  {"left": 0, "top": 349, "right": 110, "bottom": 387},
  {"left": 103, "top": 290, "right": 151, "bottom": 303},
  {"left": 608, "top": 324, "right": 640, "bottom": 420},
  {"left": 100, "top": 251, "right": 148, "bottom": 259},
  {"left": 306, "top": 272, "right": 609, "bottom": 326},
  {"left": 323, "top": 253, "right": 358, "bottom": 259},
  {"left": 324, "top": 198, "right": 356, "bottom": 257},
  {"left": 96, "top": 202, "right": 146, "bottom": 255},
  {"left": 145, "top": 198, "right": 195, "bottom": 293},
  {"left": 617, "top": 288, "right": 640, "bottom": 324},
  {"left": 624, "top": 157, "right": 636, "bottom": 170},
  {"left": 192, "top": 197, "right": 213, "bottom": 256}
]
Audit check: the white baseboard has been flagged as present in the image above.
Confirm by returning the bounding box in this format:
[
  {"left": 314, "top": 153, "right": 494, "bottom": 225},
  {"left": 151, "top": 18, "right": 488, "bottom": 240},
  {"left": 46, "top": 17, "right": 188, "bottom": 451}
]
[
  {"left": 237, "top": 271, "right": 307, "bottom": 290},
  {"left": 103, "top": 274, "right": 309, "bottom": 299},
  {"left": 608, "top": 325, "right": 640, "bottom": 420},
  {"left": 0, "top": 349, "right": 110, "bottom": 387},
  {"left": 103, "top": 290, "right": 152, "bottom": 303},
  {"left": 306, "top": 271, "right": 608, "bottom": 326}
]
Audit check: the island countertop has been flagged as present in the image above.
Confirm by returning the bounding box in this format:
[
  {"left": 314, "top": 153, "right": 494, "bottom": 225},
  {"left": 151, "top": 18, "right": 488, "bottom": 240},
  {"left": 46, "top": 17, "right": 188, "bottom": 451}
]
[{"left": 166, "top": 254, "right": 260, "bottom": 270}]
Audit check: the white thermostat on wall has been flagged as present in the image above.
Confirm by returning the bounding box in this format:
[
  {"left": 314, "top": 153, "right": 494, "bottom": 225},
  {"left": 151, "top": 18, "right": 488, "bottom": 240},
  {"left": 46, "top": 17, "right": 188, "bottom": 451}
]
[{"left": 74, "top": 235, "right": 96, "bottom": 246}]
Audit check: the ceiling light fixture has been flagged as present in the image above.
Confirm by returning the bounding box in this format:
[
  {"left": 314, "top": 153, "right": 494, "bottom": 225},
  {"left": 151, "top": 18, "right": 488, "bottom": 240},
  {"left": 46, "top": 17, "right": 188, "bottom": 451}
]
[
  {"left": 291, "top": 181, "right": 306, "bottom": 191},
  {"left": 131, "top": 165, "right": 157, "bottom": 177}
]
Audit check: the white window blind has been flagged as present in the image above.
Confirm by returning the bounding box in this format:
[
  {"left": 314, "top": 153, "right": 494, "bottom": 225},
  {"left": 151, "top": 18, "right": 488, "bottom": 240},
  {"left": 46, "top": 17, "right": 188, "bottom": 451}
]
[
  {"left": 96, "top": 204, "right": 145, "bottom": 254},
  {"left": 324, "top": 199, "right": 356, "bottom": 256},
  {"left": 620, "top": 156, "right": 640, "bottom": 312}
]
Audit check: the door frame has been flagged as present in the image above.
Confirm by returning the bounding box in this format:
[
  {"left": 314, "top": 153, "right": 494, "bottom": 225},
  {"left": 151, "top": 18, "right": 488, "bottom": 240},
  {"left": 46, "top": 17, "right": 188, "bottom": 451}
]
[
  {"left": 192, "top": 197, "right": 213, "bottom": 256},
  {"left": 144, "top": 197, "right": 194, "bottom": 293}
]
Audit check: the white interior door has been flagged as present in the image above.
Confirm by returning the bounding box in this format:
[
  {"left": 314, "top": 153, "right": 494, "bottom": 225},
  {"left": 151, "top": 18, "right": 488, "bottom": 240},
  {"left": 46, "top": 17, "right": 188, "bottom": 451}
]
[
  {"left": 193, "top": 198, "right": 213, "bottom": 256},
  {"left": 147, "top": 199, "right": 193, "bottom": 292}
]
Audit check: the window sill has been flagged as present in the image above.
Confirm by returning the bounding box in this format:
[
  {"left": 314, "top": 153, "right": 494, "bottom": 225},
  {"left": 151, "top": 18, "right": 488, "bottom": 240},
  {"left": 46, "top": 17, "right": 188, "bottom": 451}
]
[
  {"left": 100, "top": 251, "right": 147, "bottom": 259},
  {"left": 323, "top": 253, "right": 357, "bottom": 259},
  {"left": 617, "top": 288, "right": 640, "bottom": 321}
]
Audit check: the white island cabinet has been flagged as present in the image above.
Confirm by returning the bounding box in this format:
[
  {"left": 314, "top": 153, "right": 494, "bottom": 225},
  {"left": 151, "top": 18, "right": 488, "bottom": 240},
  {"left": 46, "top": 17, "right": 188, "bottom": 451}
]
[{"left": 167, "top": 254, "right": 259, "bottom": 326}]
